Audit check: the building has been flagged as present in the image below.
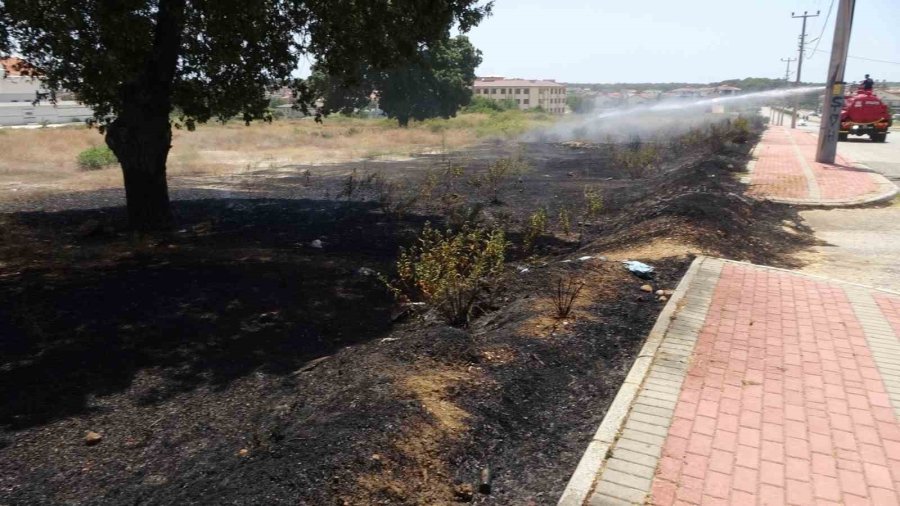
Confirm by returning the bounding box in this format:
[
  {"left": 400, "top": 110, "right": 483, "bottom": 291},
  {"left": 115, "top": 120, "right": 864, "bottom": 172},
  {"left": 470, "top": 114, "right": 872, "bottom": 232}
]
[
  {"left": 472, "top": 77, "right": 567, "bottom": 114},
  {"left": 662, "top": 85, "right": 742, "bottom": 99},
  {"left": 0, "top": 57, "right": 93, "bottom": 126},
  {"left": 0, "top": 57, "right": 43, "bottom": 102}
]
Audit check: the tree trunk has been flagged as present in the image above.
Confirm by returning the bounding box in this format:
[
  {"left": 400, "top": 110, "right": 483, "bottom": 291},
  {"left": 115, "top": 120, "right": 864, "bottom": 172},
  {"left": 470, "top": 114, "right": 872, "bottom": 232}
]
[
  {"left": 106, "top": 113, "right": 174, "bottom": 231},
  {"left": 397, "top": 115, "right": 410, "bottom": 127},
  {"left": 106, "top": 0, "right": 185, "bottom": 231}
]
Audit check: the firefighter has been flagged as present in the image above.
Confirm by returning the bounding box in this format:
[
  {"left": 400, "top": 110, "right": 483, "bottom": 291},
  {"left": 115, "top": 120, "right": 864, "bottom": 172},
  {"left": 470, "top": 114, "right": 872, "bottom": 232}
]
[{"left": 863, "top": 74, "right": 874, "bottom": 91}]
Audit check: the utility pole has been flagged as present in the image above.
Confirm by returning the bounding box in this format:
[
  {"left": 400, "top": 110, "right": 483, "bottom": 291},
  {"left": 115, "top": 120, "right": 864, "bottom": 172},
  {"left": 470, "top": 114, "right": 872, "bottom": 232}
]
[
  {"left": 779, "top": 57, "right": 797, "bottom": 126},
  {"left": 790, "top": 10, "right": 819, "bottom": 128},
  {"left": 816, "top": 0, "right": 856, "bottom": 163},
  {"left": 781, "top": 57, "right": 796, "bottom": 82}
]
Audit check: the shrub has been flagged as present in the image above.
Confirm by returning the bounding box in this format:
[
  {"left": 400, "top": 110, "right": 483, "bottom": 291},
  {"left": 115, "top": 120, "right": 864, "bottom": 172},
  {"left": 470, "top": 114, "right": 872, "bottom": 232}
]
[
  {"left": 77, "top": 146, "right": 118, "bottom": 170},
  {"left": 730, "top": 116, "right": 751, "bottom": 144},
  {"left": 389, "top": 223, "right": 507, "bottom": 326},
  {"left": 469, "top": 155, "right": 529, "bottom": 204},
  {"left": 523, "top": 206, "right": 548, "bottom": 252},
  {"left": 558, "top": 207, "right": 572, "bottom": 236},
  {"left": 583, "top": 185, "right": 603, "bottom": 220},
  {"left": 462, "top": 96, "right": 518, "bottom": 113},
  {"left": 615, "top": 137, "right": 660, "bottom": 179},
  {"left": 553, "top": 275, "right": 585, "bottom": 319}
]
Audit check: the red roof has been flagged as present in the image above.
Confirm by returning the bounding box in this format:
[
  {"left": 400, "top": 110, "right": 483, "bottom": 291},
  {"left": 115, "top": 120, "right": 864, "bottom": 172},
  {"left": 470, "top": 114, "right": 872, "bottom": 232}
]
[{"left": 0, "top": 57, "right": 39, "bottom": 77}]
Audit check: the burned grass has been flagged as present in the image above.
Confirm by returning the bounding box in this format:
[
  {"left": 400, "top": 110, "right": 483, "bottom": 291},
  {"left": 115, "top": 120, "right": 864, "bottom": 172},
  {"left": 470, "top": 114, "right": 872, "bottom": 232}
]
[{"left": 0, "top": 120, "right": 816, "bottom": 504}]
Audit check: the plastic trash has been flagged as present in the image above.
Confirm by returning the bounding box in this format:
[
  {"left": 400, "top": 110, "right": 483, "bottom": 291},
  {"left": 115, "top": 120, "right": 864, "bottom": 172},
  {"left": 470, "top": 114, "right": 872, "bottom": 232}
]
[{"left": 623, "top": 260, "right": 655, "bottom": 279}]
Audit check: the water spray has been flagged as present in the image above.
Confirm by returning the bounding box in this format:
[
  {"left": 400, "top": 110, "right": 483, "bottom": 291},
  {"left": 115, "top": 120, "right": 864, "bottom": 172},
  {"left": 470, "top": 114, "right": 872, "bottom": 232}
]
[
  {"left": 590, "top": 86, "right": 824, "bottom": 121},
  {"left": 531, "top": 86, "right": 825, "bottom": 143}
]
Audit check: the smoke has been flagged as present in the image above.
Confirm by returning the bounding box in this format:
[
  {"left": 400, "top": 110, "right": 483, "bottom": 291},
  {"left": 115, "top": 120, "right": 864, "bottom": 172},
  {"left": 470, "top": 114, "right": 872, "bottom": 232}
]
[{"left": 526, "top": 86, "right": 824, "bottom": 143}]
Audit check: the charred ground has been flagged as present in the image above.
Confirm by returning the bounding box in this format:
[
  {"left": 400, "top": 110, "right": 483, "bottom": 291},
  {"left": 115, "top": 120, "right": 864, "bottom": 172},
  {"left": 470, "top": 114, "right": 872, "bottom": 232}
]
[{"left": 0, "top": 119, "right": 816, "bottom": 504}]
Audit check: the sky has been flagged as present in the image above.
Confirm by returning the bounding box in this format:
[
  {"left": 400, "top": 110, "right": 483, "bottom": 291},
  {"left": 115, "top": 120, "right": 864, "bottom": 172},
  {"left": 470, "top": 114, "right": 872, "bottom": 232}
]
[{"left": 464, "top": 0, "right": 900, "bottom": 84}]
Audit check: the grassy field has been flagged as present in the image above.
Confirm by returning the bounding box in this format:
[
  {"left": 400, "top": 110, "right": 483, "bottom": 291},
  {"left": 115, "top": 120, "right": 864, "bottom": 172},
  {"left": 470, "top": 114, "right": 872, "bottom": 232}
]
[{"left": 0, "top": 110, "right": 557, "bottom": 191}]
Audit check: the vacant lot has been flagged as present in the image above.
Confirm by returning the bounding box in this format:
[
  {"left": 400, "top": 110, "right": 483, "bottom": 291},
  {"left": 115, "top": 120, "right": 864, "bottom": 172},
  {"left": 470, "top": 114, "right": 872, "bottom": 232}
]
[
  {"left": 0, "top": 111, "right": 553, "bottom": 193},
  {"left": 0, "top": 113, "right": 814, "bottom": 504}
]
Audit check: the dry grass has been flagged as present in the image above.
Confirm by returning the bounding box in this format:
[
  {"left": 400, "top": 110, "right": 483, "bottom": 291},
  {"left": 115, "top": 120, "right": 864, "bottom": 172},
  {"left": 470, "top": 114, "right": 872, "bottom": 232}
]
[{"left": 0, "top": 112, "right": 555, "bottom": 194}]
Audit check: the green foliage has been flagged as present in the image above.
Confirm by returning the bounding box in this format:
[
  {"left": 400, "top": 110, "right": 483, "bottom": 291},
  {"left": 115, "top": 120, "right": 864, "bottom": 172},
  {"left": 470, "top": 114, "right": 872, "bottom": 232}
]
[
  {"left": 583, "top": 186, "right": 603, "bottom": 220},
  {"left": 523, "top": 207, "right": 548, "bottom": 253},
  {"left": 566, "top": 95, "right": 594, "bottom": 114},
  {"left": 615, "top": 137, "right": 660, "bottom": 179},
  {"left": 730, "top": 116, "right": 751, "bottom": 144},
  {"left": 390, "top": 223, "right": 507, "bottom": 326},
  {"left": 314, "top": 35, "right": 483, "bottom": 127},
  {"left": 462, "top": 96, "right": 518, "bottom": 113},
  {"left": 3, "top": 2, "right": 491, "bottom": 126},
  {"left": 2, "top": 0, "right": 491, "bottom": 230},
  {"left": 77, "top": 146, "right": 118, "bottom": 171},
  {"left": 558, "top": 208, "right": 572, "bottom": 236}
]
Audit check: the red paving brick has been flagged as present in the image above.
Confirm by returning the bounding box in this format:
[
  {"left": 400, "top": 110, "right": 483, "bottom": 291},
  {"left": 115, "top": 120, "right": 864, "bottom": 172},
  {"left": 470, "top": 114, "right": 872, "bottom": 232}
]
[
  {"left": 650, "top": 264, "right": 900, "bottom": 505},
  {"left": 749, "top": 126, "right": 879, "bottom": 202}
]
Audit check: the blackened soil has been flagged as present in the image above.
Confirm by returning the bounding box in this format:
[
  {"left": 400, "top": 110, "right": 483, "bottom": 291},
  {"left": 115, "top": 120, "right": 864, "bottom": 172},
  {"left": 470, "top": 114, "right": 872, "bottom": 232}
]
[{"left": 0, "top": 127, "right": 815, "bottom": 504}]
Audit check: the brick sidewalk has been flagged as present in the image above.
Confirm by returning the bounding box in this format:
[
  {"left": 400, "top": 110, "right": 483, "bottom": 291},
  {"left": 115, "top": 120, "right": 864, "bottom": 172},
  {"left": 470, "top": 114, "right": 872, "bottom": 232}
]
[
  {"left": 748, "top": 126, "right": 897, "bottom": 206},
  {"left": 566, "top": 257, "right": 900, "bottom": 506}
]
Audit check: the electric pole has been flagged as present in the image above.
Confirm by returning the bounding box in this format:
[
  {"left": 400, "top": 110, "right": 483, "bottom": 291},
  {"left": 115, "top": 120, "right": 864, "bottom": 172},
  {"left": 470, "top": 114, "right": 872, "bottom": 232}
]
[
  {"left": 790, "top": 11, "right": 819, "bottom": 128},
  {"left": 816, "top": 0, "right": 856, "bottom": 163},
  {"left": 778, "top": 57, "right": 797, "bottom": 126},
  {"left": 781, "top": 57, "right": 796, "bottom": 82}
]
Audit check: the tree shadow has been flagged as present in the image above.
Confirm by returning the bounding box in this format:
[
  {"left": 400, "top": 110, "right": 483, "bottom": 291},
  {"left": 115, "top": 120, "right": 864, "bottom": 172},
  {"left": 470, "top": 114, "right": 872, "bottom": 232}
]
[{"left": 0, "top": 196, "right": 430, "bottom": 429}]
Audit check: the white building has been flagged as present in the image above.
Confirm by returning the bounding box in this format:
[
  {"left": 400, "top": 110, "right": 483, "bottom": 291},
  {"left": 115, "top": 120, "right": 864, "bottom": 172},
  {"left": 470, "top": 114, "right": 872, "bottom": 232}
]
[
  {"left": 0, "top": 57, "right": 93, "bottom": 126},
  {"left": 472, "top": 77, "right": 567, "bottom": 114}
]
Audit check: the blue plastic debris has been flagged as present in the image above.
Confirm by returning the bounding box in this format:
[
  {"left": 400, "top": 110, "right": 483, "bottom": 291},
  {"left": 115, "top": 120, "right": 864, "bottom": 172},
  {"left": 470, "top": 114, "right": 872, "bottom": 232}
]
[{"left": 623, "top": 260, "right": 655, "bottom": 279}]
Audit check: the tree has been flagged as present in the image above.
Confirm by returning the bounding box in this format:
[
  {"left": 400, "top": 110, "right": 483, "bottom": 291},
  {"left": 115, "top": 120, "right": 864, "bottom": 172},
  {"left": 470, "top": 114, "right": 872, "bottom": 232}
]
[
  {"left": 566, "top": 95, "right": 594, "bottom": 114},
  {"left": 314, "top": 36, "right": 482, "bottom": 127},
  {"left": 378, "top": 36, "right": 482, "bottom": 127},
  {"left": 0, "top": 0, "right": 491, "bottom": 230}
]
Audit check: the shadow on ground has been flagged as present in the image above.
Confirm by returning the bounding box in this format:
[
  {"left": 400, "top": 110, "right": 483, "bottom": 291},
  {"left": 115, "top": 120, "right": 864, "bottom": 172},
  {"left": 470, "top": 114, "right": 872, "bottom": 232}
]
[{"left": 0, "top": 197, "right": 426, "bottom": 429}]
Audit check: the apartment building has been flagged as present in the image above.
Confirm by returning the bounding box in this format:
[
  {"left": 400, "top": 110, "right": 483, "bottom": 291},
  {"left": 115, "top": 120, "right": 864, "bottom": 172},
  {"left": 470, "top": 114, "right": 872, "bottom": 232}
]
[
  {"left": 472, "top": 77, "right": 567, "bottom": 114},
  {"left": 0, "top": 57, "right": 93, "bottom": 126}
]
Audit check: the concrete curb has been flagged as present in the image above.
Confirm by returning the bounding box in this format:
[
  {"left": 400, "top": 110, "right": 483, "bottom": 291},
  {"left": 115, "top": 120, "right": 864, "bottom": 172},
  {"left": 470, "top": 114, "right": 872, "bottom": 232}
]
[{"left": 557, "top": 257, "right": 708, "bottom": 506}]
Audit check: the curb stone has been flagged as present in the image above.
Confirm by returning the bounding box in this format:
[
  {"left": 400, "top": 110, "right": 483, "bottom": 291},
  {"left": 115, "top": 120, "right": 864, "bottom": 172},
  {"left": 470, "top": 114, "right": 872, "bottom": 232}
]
[{"left": 557, "top": 257, "right": 708, "bottom": 506}]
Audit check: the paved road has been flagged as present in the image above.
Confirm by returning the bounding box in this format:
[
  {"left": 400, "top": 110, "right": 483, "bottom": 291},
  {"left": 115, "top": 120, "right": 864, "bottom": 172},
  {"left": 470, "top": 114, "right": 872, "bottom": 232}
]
[{"left": 794, "top": 128, "right": 900, "bottom": 291}]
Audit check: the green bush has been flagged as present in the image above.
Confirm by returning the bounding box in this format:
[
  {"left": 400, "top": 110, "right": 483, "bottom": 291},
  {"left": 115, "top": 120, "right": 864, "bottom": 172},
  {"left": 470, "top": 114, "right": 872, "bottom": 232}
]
[
  {"left": 523, "top": 206, "right": 548, "bottom": 252},
  {"left": 77, "top": 146, "right": 118, "bottom": 170},
  {"left": 462, "top": 96, "right": 518, "bottom": 113},
  {"left": 388, "top": 222, "right": 507, "bottom": 326}
]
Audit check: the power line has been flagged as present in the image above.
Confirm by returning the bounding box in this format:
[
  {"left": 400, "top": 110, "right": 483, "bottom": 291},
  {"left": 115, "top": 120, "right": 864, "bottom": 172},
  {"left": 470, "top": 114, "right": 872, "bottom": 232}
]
[
  {"left": 811, "top": 49, "right": 900, "bottom": 65},
  {"left": 807, "top": 0, "right": 836, "bottom": 60}
]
